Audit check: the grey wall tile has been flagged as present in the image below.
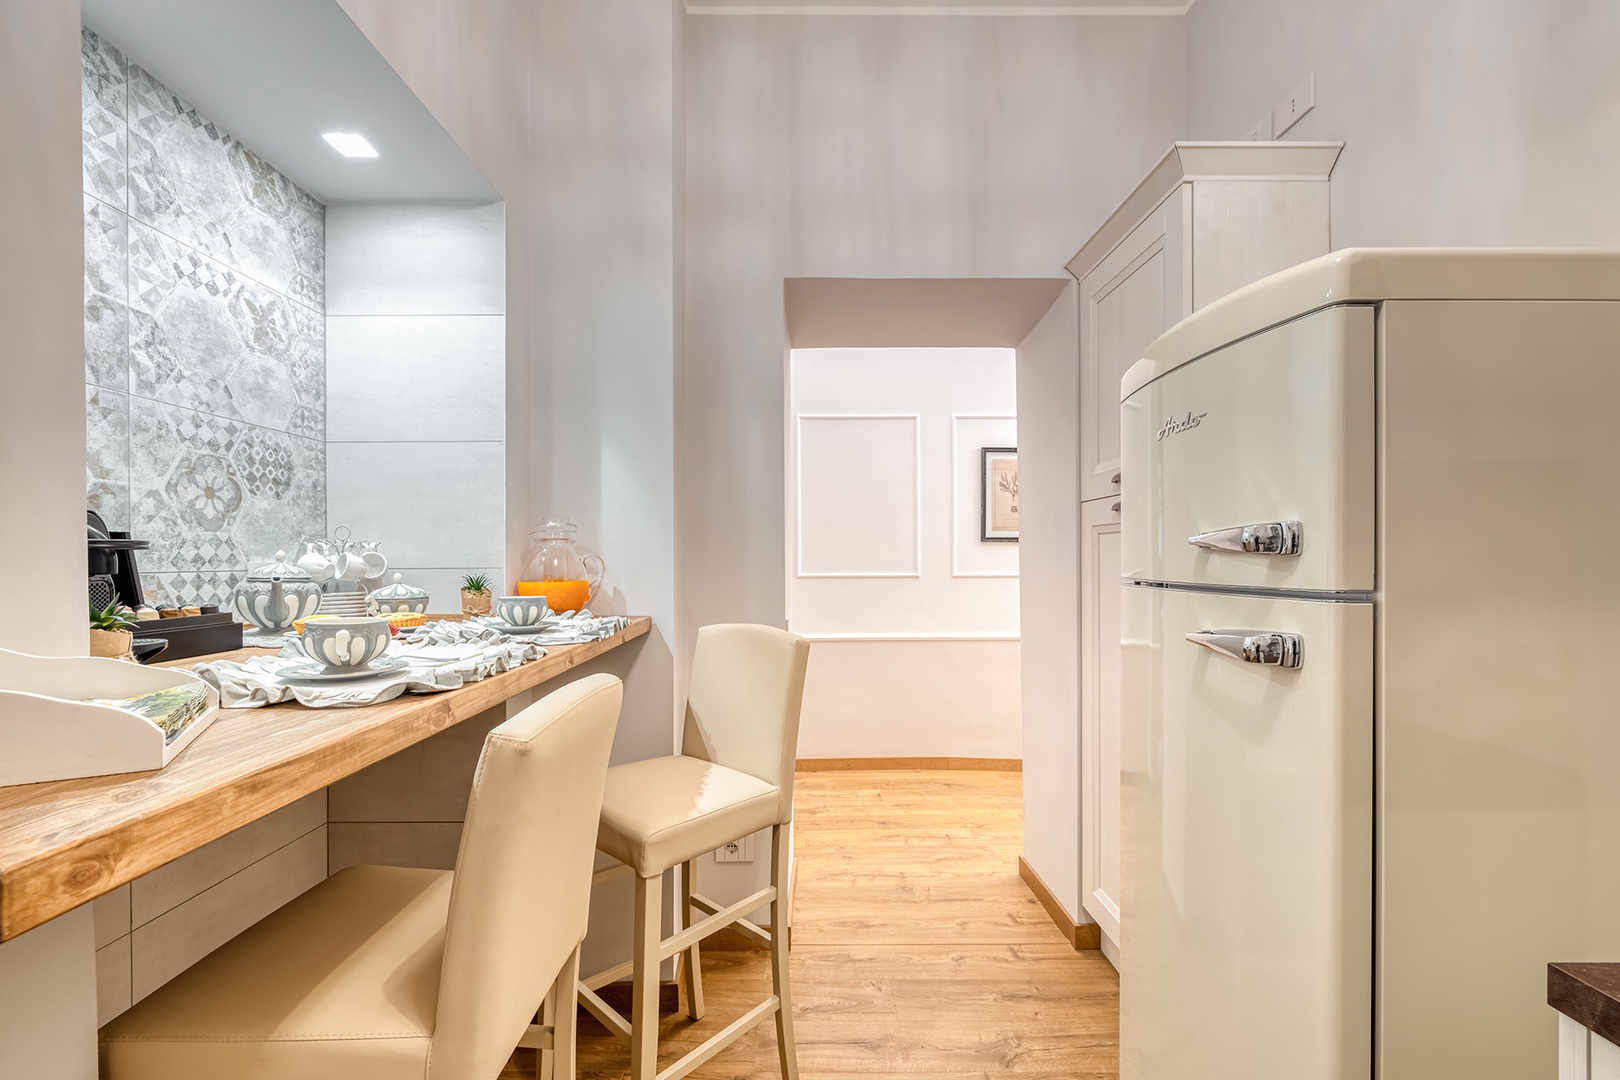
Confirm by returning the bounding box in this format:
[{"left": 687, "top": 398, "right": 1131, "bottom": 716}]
[
  {"left": 326, "top": 315, "right": 505, "bottom": 441},
  {"left": 126, "top": 65, "right": 324, "bottom": 309},
  {"left": 87, "top": 47, "right": 326, "bottom": 596},
  {"left": 84, "top": 195, "right": 127, "bottom": 389},
  {"left": 129, "top": 398, "right": 324, "bottom": 575},
  {"left": 325, "top": 203, "right": 504, "bottom": 315},
  {"left": 128, "top": 222, "right": 324, "bottom": 436},
  {"left": 80, "top": 28, "right": 126, "bottom": 208},
  {"left": 326, "top": 441, "right": 504, "bottom": 567},
  {"left": 139, "top": 570, "right": 245, "bottom": 609},
  {"left": 87, "top": 385, "right": 129, "bottom": 530}
]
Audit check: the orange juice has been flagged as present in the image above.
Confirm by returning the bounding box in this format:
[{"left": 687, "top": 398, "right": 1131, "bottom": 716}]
[{"left": 515, "top": 579, "right": 591, "bottom": 613}]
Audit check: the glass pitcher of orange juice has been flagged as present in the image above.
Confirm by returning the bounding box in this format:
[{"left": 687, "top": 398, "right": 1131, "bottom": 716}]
[{"left": 517, "top": 517, "right": 605, "bottom": 613}]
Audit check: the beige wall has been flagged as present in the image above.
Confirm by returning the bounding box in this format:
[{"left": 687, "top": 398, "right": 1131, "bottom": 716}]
[
  {"left": 680, "top": 13, "right": 1185, "bottom": 648},
  {"left": 1185, "top": 0, "right": 1620, "bottom": 247},
  {"left": 681, "top": 8, "right": 1184, "bottom": 907},
  {"left": 338, "top": 0, "right": 682, "bottom": 764},
  {"left": 1015, "top": 281, "right": 1084, "bottom": 920},
  {"left": 0, "top": 0, "right": 85, "bottom": 657}
]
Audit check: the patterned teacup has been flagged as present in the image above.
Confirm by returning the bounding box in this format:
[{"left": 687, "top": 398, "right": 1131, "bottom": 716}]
[
  {"left": 295, "top": 616, "right": 391, "bottom": 670},
  {"left": 495, "top": 596, "right": 550, "bottom": 627}
]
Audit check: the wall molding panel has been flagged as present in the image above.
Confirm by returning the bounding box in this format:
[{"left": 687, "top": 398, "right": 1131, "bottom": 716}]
[{"left": 793, "top": 413, "right": 923, "bottom": 579}]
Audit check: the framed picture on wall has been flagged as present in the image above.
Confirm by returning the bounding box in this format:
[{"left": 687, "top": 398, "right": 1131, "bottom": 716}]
[{"left": 980, "top": 447, "right": 1019, "bottom": 543}]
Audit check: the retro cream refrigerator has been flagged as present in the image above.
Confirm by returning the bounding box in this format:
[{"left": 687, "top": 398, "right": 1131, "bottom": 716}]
[{"left": 1116, "top": 249, "right": 1620, "bottom": 1080}]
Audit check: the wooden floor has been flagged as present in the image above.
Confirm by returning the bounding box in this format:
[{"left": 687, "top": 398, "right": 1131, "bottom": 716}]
[{"left": 505, "top": 769, "right": 1119, "bottom": 1079}]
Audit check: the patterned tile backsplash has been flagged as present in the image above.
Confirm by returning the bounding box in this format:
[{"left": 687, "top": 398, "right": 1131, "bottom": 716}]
[{"left": 81, "top": 26, "right": 325, "bottom": 608}]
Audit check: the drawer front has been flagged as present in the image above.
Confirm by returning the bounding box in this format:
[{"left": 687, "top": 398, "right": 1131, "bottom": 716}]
[{"left": 1120, "top": 305, "right": 1375, "bottom": 592}]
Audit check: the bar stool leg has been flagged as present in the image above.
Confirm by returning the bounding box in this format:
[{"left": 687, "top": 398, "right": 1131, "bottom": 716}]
[
  {"left": 680, "top": 858, "right": 706, "bottom": 1020},
  {"left": 770, "top": 823, "right": 799, "bottom": 1080},
  {"left": 553, "top": 945, "right": 580, "bottom": 1080},
  {"left": 631, "top": 871, "right": 662, "bottom": 1080}
]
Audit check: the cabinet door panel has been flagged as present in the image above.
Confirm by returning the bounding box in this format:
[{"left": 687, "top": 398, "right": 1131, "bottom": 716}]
[
  {"left": 1080, "top": 496, "right": 1124, "bottom": 945},
  {"left": 1079, "top": 187, "right": 1188, "bottom": 503}
]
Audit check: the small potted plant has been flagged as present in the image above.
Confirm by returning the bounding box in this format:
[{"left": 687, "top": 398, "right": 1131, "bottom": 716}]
[
  {"left": 89, "top": 599, "right": 138, "bottom": 660},
  {"left": 460, "top": 573, "right": 493, "bottom": 616}
]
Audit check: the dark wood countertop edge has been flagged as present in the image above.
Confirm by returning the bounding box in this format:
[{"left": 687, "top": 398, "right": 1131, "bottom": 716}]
[
  {"left": 0, "top": 617, "right": 649, "bottom": 940},
  {"left": 1549, "top": 962, "right": 1620, "bottom": 1047}
]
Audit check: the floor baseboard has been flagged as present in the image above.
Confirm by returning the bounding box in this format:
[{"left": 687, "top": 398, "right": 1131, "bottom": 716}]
[
  {"left": 1018, "top": 856, "right": 1102, "bottom": 951},
  {"left": 796, "top": 756, "right": 1021, "bottom": 772}
]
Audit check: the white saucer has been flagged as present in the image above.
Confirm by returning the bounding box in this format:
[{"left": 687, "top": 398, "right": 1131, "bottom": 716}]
[
  {"left": 486, "top": 621, "right": 552, "bottom": 635},
  {"left": 280, "top": 656, "right": 409, "bottom": 683}
]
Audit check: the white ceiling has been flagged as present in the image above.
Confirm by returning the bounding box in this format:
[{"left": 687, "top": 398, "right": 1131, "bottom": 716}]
[
  {"left": 80, "top": 0, "right": 498, "bottom": 205},
  {"left": 687, "top": 0, "right": 1194, "bottom": 12}
]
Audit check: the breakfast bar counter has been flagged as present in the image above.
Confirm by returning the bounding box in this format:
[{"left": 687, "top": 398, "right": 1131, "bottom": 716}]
[{"left": 0, "top": 616, "right": 649, "bottom": 942}]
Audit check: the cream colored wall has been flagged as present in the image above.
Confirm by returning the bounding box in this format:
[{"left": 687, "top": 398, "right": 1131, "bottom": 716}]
[
  {"left": 1185, "top": 0, "right": 1620, "bottom": 246},
  {"left": 680, "top": 11, "right": 1185, "bottom": 644},
  {"left": 0, "top": 0, "right": 85, "bottom": 658},
  {"left": 681, "top": 7, "right": 1184, "bottom": 911},
  {"left": 1015, "top": 282, "right": 1085, "bottom": 921},
  {"left": 0, "top": 5, "right": 98, "bottom": 1072}
]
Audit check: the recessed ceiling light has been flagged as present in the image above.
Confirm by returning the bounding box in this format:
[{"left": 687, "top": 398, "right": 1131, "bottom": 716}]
[{"left": 322, "top": 132, "right": 377, "bottom": 158}]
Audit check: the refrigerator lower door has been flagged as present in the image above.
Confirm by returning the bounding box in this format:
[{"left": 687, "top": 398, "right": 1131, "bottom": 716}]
[{"left": 1120, "top": 585, "right": 1373, "bottom": 1080}]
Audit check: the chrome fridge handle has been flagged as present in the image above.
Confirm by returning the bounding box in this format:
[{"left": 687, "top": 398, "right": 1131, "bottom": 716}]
[
  {"left": 1188, "top": 520, "right": 1303, "bottom": 556},
  {"left": 1185, "top": 630, "right": 1303, "bottom": 669}
]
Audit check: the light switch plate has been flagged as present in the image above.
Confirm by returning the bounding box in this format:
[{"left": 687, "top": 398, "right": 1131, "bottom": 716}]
[
  {"left": 714, "top": 836, "right": 754, "bottom": 863},
  {"left": 1272, "top": 73, "right": 1315, "bottom": 137}
]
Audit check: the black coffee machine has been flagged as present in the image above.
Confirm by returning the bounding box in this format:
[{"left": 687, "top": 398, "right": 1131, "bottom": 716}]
[
  {"left": 87, "top": 510, "right": 149, "bottom": 612},
  {"left": 87, "top": 510, "right": 169, "bottom": 662},
  {"left": 86, "top": 511, "right": 242, "bottom": 663}
]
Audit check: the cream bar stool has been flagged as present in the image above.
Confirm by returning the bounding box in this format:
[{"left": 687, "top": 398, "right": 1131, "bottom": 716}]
[
  {"left": 581, "top": 623, "right": 810, "bottom": 1080},
  {"left": 99, "top": 674, "right": 623, "bottom": 1080}
]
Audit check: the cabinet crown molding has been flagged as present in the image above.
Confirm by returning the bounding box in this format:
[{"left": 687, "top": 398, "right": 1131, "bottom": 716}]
[{"left": 1066, "top": 141, "right": 1343, "bottom": 280}]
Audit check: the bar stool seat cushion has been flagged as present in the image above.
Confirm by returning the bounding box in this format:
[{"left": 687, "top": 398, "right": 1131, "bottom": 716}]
[
  {"left": 101, "top": 864, "right": 451, "bottom": 1080},
  {"left": 597, "top": 755, "right": 779, "bottom": 877}
]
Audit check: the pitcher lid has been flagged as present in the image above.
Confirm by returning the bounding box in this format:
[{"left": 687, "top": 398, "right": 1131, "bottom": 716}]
[{"left": 531, "top": 516, "right": 578, "bottom": 539}]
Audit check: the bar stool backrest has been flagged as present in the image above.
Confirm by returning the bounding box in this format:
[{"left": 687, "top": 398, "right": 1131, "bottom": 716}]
[
  {"left": 680, "top": 623, "right": 811, "bottom": 824},
  {"left": 428, "top": 674, "right": 623, "bottom": 1080}
]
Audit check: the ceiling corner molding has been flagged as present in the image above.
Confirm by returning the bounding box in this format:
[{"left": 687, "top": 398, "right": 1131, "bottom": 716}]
[{"left": 685, "top": 2, "right": 1195, "bottom": 15}]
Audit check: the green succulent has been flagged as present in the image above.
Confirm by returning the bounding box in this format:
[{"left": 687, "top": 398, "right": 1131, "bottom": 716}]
[
  {"left": 90, "top": 598, "right": 138, "bottom": 632},
  {"left": 461, "top": 573, "right": 493, "bottom": 594}
]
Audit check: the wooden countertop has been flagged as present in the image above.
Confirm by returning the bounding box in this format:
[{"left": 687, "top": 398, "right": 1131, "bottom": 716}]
[
  {"left": 0, "top": 616, "right": 650, "bottom": 941},
  {"left": 1550, "top": 962, "right": 1620, "bottom": 1048}
]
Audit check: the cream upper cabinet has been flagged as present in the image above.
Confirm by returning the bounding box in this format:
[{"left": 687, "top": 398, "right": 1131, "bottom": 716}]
[
  {"left": 1067, "top": 141, "right": 1340, "bottom": 958},
  {"left": 1069, "top": 142, "right": 1341, "bottom": 503},
  {"left": 1079, "top": 496, "right": 1123, "bottom": 944}
]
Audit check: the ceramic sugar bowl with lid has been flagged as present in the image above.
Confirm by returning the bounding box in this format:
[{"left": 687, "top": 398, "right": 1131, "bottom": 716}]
[
  {"left": 233, "top": 551, "right": 323, "bottom": 633},
  {"left": 368, "top": 574, "right": 430, "bottom": 615}
]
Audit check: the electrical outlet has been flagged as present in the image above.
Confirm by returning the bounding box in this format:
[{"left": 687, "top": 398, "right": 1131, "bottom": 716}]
[
  {"left": 1272, "top": 73, "right": 1315, "bottom": 137},
  {"left": 714, "top": 836, "right": 754, "bottom": 863},
  {"left": 1244, "top": 112, "right": 1273, "bottom": 142}
]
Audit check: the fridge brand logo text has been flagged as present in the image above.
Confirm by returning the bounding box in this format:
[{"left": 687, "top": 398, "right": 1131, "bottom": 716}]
[{"left": 1156, "top": 411, "right": 1208, "bottom": 440}]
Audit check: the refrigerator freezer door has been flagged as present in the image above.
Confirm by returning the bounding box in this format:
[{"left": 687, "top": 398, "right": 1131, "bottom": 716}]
[
  {"left": 1120, "top": 585, "right": 1373, "bottom": 1080},
  {"left": 1121, "top": 305, "right": 1375, "bottom": 593}
]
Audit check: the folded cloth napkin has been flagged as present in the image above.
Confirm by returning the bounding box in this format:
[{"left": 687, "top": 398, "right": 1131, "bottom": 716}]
[
  {"left": 193, "top": 634, "right": 544, "bottom": 709},
  {"left": 459, "top": 608, "right": 631, "bottom": 645}
]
